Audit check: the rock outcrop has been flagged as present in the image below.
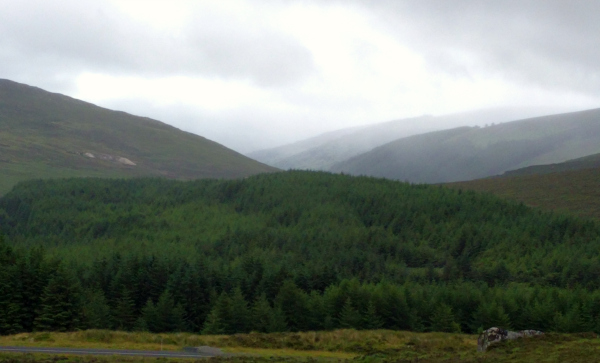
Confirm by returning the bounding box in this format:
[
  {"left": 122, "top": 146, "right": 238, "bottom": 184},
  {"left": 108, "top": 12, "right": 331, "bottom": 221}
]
[{"left": 477, "top": 327, "right": 543, "bottom": 352}]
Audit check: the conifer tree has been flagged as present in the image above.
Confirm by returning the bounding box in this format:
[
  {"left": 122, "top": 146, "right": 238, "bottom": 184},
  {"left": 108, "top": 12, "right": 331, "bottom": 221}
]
[
  {"left": 154, "top": 290, "right": 185, "bottom": 332},
  {"left": 140, "top": 299, "right": 158, "bottom": 332},
  {"left": 81, "top": 289, "right": 112, "bottom": 329},
  {"left": 250, "top": 294, "right": 273, "bottom": 333},
  {"left": 268, "top": 306, "right": 288, "bottom": 333},
  {"left": 363, "top": 300, "right": 384, "bottom": 330},
  {"left": 33, "top": 266, "right": 82, "bottom": 332},
  {"left": 0, "top": 235, "right": 13, "bottom": 334},
  {"left": 113, "top": 287, "right": 137, "bottom": 331},
  {"left": 275, "top": 280, "right": 309, "bottom": 332},
  {"left": 430, "top": 304, "right": 461, "bottom": 333},
  {"left": 470, "top": 301, "right": 511, "bottom": 332},
  {"left": 0, "top": 267, "right": 11, "bottom": 335},
  {"left": 202, "top": 308, "right": 225, "bottom": 335},
  {"left": 229, "top": 287, "right": 250, "bottom": 333},
  {"left": 202, "top": 292, "right": 231, "bottom": 335},
  {"left": 338, "top": 298, "right": 362, "bottom": 329}
]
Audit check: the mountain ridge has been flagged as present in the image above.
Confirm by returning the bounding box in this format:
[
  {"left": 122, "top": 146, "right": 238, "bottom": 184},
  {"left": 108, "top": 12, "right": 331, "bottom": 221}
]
[
  {"left": 248, "top": 107, "right": 565, "bottom": 171},
  {"left": 331, "top": 108, "right": 600, "bottom": 183}
]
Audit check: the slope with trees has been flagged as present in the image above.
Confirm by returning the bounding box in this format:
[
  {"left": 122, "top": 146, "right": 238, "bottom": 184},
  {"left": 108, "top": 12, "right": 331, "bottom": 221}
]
[{"left": 2, "top": 171, "right": 600, "bottom": 335}]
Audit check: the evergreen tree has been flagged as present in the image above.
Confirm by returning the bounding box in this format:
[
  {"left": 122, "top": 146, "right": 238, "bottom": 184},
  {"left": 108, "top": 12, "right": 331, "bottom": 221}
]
[
  {"left": 33, "top": 266, "right": 82, "bottom": 332},
  {"left": 0, "top": 236, "right": 14, "bottom": 334},
  {"left": 229, "top": 287, "right": 250, "bottom": 333},
  {"left": 250, "top": 294, "right": 273, "bottom": 333},
  {"left": 202, "top": 292, "right": 232, "bottom": 335},
  {"left": 154, "top": 290, "right": 185, "bottom": 333},
  {"left": 167, "top": 264, "right": 211, "bottom": 332},
  {"left": 140, "top": 299, "right": 158, "bottom": 332},
  {"left": 338, "top": 298, "right": 362, "bottom": 329},
  {"left": 430, "top": 304, "right": 461, "bottom": 333},
  {"left": 81, "top": 289, "right": 112, "bottom": 329},
  {"left": 202, "top": 307, "right": 225, "bottom": 335},
  {"left": 362, "top": 300, "right": 384, "bottom": 330},
  {"left": 14, "top": 247, "right": 49, "bottom": 332},
  {"left": 470, "top": 301, "right": 511, "bottom": 332},
  {"left": 275, "top": 280, "right": 309, "bottom": 332},
  {"left": 113, "top": 287, "right": 137, "bottom": 331},
  {"left": 268, "top": 306, "right": 288, "bottom": 333}
]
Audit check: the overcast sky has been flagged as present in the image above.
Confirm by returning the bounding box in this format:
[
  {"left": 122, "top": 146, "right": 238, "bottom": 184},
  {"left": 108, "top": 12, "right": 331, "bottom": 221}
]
[{"left": 2, "top": 0, "right": 600, "bottom": 152}]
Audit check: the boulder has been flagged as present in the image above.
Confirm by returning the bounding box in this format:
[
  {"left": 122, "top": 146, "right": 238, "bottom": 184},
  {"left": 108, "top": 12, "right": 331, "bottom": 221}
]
[{"left": 477, "top": 327, "right": 543, "bottom": 352}]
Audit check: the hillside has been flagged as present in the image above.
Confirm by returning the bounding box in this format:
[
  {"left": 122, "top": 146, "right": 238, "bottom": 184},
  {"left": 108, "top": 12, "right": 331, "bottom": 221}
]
[
  {"left": 501, "top": 152, "right": 600, "bottom": 177},
  {"left": 247, "top": 115, "right": 436, "bottom": 170},
  {"left": 248, "top": 108, "right": 551, "bottom": 171},
  {"left": 0, "top": 79, "right": 276, "bottom": 195},
  {"left": 2, "top": 171, "right": 600, "bottom": 335},
  {"left": 447, "top": 166, "right": 600, "bottom": 220},
  {"left": 331, "top": 108, "right": 600, "bottom": 183}
]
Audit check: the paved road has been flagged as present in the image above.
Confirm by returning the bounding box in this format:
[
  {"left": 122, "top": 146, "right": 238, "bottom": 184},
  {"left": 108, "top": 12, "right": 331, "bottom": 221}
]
[{"left": 0, "top": 346, "right": 216, "bottom": 358}]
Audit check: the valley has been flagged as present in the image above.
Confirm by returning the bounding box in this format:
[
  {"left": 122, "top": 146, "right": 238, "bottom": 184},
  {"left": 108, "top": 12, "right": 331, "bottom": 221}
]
[{"left": 2, "top": 80, "right": 600, "bottom": 362}]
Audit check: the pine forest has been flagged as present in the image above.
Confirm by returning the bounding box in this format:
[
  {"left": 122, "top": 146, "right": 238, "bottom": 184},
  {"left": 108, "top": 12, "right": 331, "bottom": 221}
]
[{"left": 1, "top": 171, "right": 600, "bottom": 336}]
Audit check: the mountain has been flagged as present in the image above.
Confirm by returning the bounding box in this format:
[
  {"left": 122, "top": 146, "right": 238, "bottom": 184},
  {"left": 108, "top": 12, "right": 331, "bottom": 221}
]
[
  {"left": 247, "top": 107, "right": 562, "bottom": 170},
  {"left": 331, "top": 108, "right": 600, "bottom": 183},
  {"left": 0, "top": 79, "right": 277, "bottom": 194}
]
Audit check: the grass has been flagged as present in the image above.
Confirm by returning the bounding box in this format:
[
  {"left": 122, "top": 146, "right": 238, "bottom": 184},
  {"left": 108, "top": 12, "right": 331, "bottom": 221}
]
[
  {"left": 447, "top": 167, "right": 600, "bottom": 220},
  {"left": 1, "top": 330, "right": 600, "bottom": 362}
]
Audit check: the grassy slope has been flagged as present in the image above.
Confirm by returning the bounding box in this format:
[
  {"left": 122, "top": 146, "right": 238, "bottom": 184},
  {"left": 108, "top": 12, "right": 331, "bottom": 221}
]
[
  {"left": 0, "top": 330, "right": 598, "bottom": 362},
  {"left": 447, "top": 167, "right": 600, "bottom": 220},
  {"left": 331, "top": 108, "right": 600, "bottom": 183},
  {"left": 0, "top": 79, "right": 277, "bottom": 195},
  {"left": 502, "top": 152, "right": 600, "bottom": 177}
]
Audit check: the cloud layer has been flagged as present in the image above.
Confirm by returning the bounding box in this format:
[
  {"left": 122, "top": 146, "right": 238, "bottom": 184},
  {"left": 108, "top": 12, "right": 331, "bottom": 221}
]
[{"left": 1, "top": 0, "right": 599, "bottom": 152}]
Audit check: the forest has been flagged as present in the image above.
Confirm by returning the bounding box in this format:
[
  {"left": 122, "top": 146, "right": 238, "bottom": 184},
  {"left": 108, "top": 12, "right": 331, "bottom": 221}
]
[{"left": 1, "top": 171, "right": 600, "bottom": 336}]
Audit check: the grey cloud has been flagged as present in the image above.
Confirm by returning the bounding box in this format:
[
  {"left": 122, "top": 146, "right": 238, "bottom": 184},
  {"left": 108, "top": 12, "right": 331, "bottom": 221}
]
[
  {"left": 0, "top": 0, "right": 315, "bottom": 90},
  {"left": 362, "top": 0, "right": 600, "bottom": 94}
]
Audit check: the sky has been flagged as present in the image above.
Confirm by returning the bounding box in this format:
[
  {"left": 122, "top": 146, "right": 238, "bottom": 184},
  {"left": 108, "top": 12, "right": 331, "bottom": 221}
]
[{"left": 2, "top": 0, "right": 600, "bottom": 153}]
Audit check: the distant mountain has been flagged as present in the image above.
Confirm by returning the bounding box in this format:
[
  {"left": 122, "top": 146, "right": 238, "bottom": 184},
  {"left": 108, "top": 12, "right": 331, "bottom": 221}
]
[
  {"left": 331, "top": 108, "right": 600, "bottom": 183},
  {"left": 0, "top": 79, "right": 277, "bottom": 195},
  {"left": 247, "top": 107, "right": 561, "bottom": 170}
]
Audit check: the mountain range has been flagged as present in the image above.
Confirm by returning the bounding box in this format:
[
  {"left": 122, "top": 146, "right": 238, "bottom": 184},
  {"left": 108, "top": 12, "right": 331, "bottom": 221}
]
[
  {"left": 248, "top": 107, "right": 568, "bottom": 173},
  {"left": 331, "top": 108, "right": 600, "bottom": 183},
  {"left": 0, "top": 79, "right": 276, "bottom": 195}
]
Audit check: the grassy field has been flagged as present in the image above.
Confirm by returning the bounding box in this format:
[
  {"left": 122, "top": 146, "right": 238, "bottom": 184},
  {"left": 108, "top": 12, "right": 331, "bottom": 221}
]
[
  {"left": 0, "top": 330, "right": 599, "bottom": 362},
  {"left": 447, "top": 167, "right": 600, "bottom": 220}
]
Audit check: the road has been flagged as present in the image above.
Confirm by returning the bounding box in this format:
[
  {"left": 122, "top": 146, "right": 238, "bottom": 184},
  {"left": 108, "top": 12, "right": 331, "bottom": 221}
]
[{"left": 0, "top": 345, "right": 218, "bottom": 358}]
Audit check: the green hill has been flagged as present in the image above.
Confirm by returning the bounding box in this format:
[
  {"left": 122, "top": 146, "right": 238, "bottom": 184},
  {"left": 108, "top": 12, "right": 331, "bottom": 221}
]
[
  {"left": 502, "top": 152, "right": 600, "bottom": 177},
  {"left": 447, "top": 166, "right": 600, "bottom": 220},
  {"left": 331, "top": 108, "right": 600, "bottom": 183},
  {"left": 2, "top": 171, "right": 600, "bottom": 335},
  {"left": 0, "top": 79, "right": 276, "bottom": 195}
]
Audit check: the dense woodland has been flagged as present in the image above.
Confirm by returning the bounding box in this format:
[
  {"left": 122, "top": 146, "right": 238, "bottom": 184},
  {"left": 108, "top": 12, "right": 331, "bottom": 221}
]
[{"left": 2, "top": 171, "right": 600, "bottom": 335}]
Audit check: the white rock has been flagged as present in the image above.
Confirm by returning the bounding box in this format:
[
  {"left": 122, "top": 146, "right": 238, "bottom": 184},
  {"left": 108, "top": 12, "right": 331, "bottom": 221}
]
[{"left": 117, "top": 157, "right": 136, "bottom": 166}]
